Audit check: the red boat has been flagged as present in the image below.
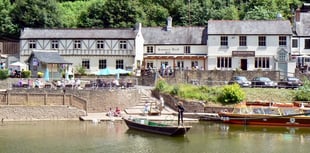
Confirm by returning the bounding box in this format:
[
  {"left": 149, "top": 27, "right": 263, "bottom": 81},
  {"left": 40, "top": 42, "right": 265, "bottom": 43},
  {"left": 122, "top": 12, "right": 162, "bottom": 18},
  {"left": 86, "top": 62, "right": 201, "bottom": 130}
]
[{"left": 218, "top": 103, "right": 310, "bottom": 127}]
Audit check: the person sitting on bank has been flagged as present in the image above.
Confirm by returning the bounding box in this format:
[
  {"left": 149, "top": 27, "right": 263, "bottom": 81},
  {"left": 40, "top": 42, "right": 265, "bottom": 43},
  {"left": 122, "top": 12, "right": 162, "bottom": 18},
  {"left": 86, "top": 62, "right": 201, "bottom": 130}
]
[
  {"left": 176, "top": 101, "right": 185, "bottom": 126},
  {"left": 114, "top": 107, "right": 121, "bottom": 117}
]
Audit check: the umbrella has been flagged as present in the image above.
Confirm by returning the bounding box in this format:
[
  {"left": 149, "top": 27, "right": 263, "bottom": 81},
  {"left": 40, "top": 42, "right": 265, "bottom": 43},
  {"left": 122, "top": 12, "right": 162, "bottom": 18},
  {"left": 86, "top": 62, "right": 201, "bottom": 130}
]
[
  {"left": 44, "top": 67, "right": 49, "bottom": 81},
  {"left": 115, "top": 68, "right": 130, "bottom": 80},
  {"left": 65, "top": 70, "right": 69, "bottom": 80},
  {"left": 97, "top": 68, "right": 115, "bottom": 75}
]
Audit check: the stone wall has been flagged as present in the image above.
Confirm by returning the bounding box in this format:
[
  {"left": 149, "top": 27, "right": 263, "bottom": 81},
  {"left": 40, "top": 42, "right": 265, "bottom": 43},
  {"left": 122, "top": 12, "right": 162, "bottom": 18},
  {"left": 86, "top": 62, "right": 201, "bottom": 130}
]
[
  {"left": 0, "top": 105, "right": 86, "bottom": 121},
  {"left": 0, "top": 88, "right": 141, "bottom": 113}
]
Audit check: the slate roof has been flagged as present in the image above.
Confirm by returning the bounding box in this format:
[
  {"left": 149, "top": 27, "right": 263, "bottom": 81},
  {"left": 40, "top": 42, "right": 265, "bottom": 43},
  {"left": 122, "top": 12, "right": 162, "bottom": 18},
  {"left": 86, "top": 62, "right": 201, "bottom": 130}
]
[
  {"left": 208, "top": 20, "right": 292, "bottom": 35},
  {"left": 142, "top": 27, "right": 207, "bottom": 45},
  {"left": 20, "top": 28, "right": 136, "bottom": 39},
  {"left": 296, "top": 12, "right": 310, "bottom": 36},
  {"left": 27, "top": 50, "right": 72, "bottom": 64}
]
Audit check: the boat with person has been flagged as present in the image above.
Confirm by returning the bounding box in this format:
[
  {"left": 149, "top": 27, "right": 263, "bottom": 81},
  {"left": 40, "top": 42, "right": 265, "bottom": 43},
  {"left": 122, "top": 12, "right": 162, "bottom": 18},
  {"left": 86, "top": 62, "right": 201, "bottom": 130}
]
[
  {"left": 218, "top": 102, "right": 310, "bottom": 127},
  {"left": 123, "top": 117, "right": 192, "bottom": 136}
]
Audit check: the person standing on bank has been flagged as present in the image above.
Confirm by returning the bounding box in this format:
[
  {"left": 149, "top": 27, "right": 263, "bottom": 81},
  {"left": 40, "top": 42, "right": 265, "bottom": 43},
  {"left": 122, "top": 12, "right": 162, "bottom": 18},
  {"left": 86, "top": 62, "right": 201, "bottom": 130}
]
[{"left": 176, "top": 101, "right": 185, "bottom": 126}]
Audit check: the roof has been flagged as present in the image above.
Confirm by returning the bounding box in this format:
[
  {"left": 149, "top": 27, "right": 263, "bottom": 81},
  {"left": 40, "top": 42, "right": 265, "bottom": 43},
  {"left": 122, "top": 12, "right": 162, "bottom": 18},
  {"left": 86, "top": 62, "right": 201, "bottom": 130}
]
[
  {"left": 20, "top": 28, "right": 136, "bottom": 39},
  {"left": 208, "top": 20, "right": 292, "bottom": 35},
  {"left": 27, "top": 50, "right": 72, "bottom": 64},
  {"left": 296, "top": 12, "right": 310, "bottom": 36},
  {"left": 142, "top": 26, "right": 207, "bottom": 45}
]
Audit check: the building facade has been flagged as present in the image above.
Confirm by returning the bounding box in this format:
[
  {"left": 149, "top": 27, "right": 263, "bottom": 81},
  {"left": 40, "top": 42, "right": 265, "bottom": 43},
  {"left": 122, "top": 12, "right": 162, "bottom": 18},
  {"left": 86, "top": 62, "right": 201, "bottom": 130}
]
[
  {"left": 142, "top": 17, "right": 208, "bottom": 73},
  {"left": 207, "top": 20, "right": 294, "bottom": 77},
  {"left": 19, "top": 28, "right": 143, "bottom": 75}
]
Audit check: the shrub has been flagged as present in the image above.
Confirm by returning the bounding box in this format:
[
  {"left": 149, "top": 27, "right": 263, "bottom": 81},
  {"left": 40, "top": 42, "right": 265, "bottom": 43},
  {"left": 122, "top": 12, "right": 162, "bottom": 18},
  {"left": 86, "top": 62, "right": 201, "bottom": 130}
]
[
  {"left": 37, "top": 72, "right": 44, "bottom": 78},
  {"left": 0, "top": 69, "right": 9, "bottom": 80},
  {"left": 217, "top": 84, "right": 245, "bottom": 105},
  {"left": 294, "top": 79, "right": 310, "bottom": 101},
  {"left": 21, "top": 70, "right": 31, "bottom": 78},
  {"left": 75, "top": 65, "right": 86, "bottom": 75}
]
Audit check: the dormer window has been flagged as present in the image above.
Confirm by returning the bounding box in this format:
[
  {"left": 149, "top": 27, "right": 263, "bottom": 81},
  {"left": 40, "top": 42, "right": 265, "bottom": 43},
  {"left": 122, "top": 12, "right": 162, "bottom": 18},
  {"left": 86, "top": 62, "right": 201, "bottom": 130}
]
[
  {"left": 119, "top": 40, "right": 127, "bottom": 49},
  {"left": 74, "top": 40, "right": 81, "bottom": 49},
  {"left": 51, "top": 40, "right": 59, "bottom": 49}
]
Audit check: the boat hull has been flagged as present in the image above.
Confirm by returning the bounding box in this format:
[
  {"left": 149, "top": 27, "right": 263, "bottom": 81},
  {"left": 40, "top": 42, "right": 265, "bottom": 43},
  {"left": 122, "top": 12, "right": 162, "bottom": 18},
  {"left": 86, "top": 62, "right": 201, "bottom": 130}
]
[
  {"left": 123, "top": 118, "right": 191, "bottom": 136},
  {"left": 218, "top": 112, "right": 310, "bottom": 127}
]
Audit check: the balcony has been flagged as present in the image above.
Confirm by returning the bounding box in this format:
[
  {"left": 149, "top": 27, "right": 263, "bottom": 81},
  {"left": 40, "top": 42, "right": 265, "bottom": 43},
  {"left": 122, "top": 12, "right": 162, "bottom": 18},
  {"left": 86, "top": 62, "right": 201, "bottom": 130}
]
[{"left": 20, "top": 49, "right": 134, "bottom": 56}]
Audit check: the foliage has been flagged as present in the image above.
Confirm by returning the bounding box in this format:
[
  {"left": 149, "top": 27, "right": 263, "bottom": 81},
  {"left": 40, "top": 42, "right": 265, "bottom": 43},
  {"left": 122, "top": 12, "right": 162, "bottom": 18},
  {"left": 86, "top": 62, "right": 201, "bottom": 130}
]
[
  {"left": 11, "top": 0, "right": 62, "bottom": 30},
  {"left": 0, "top": 69, "right": 9, "bottom": 80},
  {"left": 21, "top": 70, "right": 31, "bottom": 78},
  {"left": 0, "top": 0, "right": 18, "bottom": 37},
  {"left": 74, "top": 64, "right": 86, "bottom": 75},
  {"left": 217, "top": 84, "right": 245, "bottom": 105},
  {"left": 155, "top": 78, "right": 170, "bottom": 91},
  {"left": 294, "top": 79, "right": 310, "bottom": 101}
]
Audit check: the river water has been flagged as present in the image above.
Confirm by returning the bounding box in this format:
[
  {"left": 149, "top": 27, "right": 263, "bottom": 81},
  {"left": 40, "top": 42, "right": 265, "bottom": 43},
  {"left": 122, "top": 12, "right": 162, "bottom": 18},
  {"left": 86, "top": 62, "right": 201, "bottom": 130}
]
[{"left": 0, "top": 120, "right": 309, "bottom": 153}]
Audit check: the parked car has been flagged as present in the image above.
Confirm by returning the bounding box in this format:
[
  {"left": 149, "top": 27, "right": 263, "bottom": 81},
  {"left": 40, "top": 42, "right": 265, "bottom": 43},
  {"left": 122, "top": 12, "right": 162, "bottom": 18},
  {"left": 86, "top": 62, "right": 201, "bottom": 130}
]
[
  {"left": 277, "top": 77, "right": 303, "bottom": 89},
  {"left": 228, "top": 76, "right": 251, "bottom": 87},
  {"left": 251, "top": 77, "right": 277, "bottom": 88}
]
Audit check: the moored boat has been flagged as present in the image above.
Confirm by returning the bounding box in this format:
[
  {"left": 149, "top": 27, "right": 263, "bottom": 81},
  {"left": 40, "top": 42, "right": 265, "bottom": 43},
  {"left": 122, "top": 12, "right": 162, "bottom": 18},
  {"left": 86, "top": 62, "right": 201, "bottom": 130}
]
[
  {"left": 123, "top": 117, "right": 191, "bottom": 136},
  {"left": 218, "top": 103, "right": 310, "bottom": 127}
]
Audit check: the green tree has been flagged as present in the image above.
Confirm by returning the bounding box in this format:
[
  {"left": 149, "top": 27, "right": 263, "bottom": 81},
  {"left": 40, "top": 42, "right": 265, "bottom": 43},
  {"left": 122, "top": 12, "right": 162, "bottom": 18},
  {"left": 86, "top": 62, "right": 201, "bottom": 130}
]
[
  {"left": 11, "top": 0, "right": 62, "bottom": 30},
  {"left": 0, "top": 0, "right": 18, "bottom": 37},
  {"left": 78, "top": 0, "right": 143, "bottom": 28}
]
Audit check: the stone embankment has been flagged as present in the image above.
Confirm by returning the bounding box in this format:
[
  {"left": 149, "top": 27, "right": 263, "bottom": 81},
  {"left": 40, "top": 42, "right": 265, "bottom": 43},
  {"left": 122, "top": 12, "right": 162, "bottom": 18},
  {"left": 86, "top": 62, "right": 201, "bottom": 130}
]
[{"left": 0, "top": 106, "right": 86, "bottom": 121}]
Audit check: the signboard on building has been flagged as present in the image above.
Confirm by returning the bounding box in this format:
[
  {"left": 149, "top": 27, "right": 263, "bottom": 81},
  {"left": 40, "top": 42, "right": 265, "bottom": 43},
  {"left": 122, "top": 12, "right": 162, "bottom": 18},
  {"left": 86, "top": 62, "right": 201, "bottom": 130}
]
[{"left": 232, "top": 51, "right": 255, "bottom": 57}]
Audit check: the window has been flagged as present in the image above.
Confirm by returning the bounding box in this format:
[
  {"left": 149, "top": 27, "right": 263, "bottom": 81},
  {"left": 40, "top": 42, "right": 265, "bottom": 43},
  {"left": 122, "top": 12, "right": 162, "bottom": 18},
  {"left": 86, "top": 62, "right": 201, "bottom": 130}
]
[
  {"left": 191, "top": 61, "right": 198, "bottom": 68},
  {"left": 160, "top": 61, "right": 168, "bottom": 69},
  {"left": 278, "top": 52, "right": 286, "bottom": 62},
  {"left": 51, "top": 40, "right": 59, "bottom": 49},
  {"left": 255, "top": 57, "right": 270, "bottom": 68},
  {"left": 82, "top": 59, "right": 90, "bottom": 69},
  {"left": 74, "top": 40, "right": 81, "bottom": 49},
  {"left": 220, "top": 36, "right": 228, "bottom": 46},
  {"left": 217, "top": 57, "right": 231, "bottom": 68},
  {"left": 29, "top": 40, "right": 36, "bottom": 49},
  {"left": 119, "top": 40, "right": 127, "bottom": 49},
  {"left": 279, "top": 36, "right": 287, "bottom": 46},
  {"left": 116, "top": 59, "right": 124, "bottom": 69},
  {"left": 147, "top": 46, "right": 154, "bottom": 53},
  {"left": 305, "top": 39, "right": 310, "bottom": 49},
  {"left": 292, "top": 39, "right": 298, "bottom": 48},
  {"left": 259, "top": 36, "right": 266, "bottom": 46},
  {"left": 99, "top": 59, "right": 107, "bottom": 69},
  {"left": 184, "top": 46, "right": 191, "bottom": 54},
  {"left": 146, "top": 62, "right": 153, "bottom": 69},
  {"left": 97, "top": 40, "right": 104, "bottom": 49},
  {"left": 239, "top": 36, "right": 247, "bottom": 46}
]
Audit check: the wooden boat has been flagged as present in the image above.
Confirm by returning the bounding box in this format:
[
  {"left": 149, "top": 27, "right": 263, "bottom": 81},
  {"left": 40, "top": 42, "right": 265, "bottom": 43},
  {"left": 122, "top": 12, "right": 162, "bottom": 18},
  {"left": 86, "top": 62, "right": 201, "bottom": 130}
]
[
  {"left": 218, "top": 103, "right": 310, "bottom": 127},
  {"left": 123, "top": 117, "right": 191, "bottom": 136}
]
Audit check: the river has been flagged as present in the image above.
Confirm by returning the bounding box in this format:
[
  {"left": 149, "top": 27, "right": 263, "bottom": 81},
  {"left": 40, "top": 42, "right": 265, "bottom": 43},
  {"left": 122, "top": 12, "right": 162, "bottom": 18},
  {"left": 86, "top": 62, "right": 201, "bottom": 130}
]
[{"left": 0, "top": 120, "right": 309, "bottom": 153}]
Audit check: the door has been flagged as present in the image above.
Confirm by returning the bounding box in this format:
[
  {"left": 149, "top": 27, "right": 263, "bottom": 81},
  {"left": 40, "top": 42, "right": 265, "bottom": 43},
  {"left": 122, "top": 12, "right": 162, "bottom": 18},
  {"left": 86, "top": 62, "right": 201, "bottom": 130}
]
[{"left": 240, "top": 59, "right": 247, "bottom": 70}]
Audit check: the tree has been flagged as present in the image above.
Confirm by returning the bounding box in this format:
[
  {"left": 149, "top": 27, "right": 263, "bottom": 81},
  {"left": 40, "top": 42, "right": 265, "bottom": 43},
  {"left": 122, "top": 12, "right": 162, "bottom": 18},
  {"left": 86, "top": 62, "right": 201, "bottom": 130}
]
[
  {"left": 78, "top": 0, "right": 143, "bottom": 28},
  {"left": 0, "top": 0, "right": 18, "bottom": 38},
  {"left": 11, "top": 0, "right": 62, "bottom": 30}
]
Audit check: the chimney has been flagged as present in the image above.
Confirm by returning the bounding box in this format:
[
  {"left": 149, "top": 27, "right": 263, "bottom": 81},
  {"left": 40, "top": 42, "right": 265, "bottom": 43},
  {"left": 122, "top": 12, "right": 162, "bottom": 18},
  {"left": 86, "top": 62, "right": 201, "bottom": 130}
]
[
  {"left": 295, "top": 8, "right": 300, "bottom": 22},
  {"left": 166, "top": 16, "right": 172, "bottom": 31}
]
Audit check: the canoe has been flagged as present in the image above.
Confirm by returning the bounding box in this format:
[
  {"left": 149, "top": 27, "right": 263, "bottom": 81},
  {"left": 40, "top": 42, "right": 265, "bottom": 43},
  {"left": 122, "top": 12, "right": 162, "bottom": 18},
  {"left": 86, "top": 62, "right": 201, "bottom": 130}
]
[
  {"left": 218, "top": 104, "right": 310, "bottom": 127},
  {"left": 123, "top": 117, "right": 191, "bottom": 136}
]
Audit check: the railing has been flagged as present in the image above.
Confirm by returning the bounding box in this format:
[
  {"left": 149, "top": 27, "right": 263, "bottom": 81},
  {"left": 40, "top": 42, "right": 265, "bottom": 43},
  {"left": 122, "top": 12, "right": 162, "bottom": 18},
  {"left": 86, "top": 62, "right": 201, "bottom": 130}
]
[{"left": 20, "top": 49, "right": 134, "bottom": 56}]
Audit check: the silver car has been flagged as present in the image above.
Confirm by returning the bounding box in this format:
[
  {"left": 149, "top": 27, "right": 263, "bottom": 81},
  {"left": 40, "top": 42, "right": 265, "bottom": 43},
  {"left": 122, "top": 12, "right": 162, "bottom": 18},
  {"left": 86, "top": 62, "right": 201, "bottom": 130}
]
[{"left": 228, "top": 76, "right": 251, "bottom": 87}]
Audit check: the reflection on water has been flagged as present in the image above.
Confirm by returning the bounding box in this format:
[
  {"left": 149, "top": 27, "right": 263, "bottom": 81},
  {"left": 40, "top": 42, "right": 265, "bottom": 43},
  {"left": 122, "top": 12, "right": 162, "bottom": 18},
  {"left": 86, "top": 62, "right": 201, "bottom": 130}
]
[{"left": 0, "top": 121, "right": 310, "bottom": 153}]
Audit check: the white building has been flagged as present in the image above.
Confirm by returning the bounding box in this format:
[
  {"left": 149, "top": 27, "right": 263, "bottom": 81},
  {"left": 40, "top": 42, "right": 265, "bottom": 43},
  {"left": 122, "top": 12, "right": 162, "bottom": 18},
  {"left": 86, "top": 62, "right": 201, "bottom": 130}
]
[
  {"left": 207, "top": 20, "right": 294, "bottom": 77},
  {"left": 291, "top": 3, "right": 310, "bottom": 72},
  {"left": 19, "top": 28, "right": 144, "bottom": 75},
  {"left": 142, "top": 17, "right": 208, "bottom": 72}
]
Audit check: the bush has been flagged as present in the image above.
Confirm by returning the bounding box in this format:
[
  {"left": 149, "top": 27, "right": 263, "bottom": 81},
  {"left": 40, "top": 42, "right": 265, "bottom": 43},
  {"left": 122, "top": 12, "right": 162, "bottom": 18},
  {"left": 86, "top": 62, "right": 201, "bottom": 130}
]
[
  {"left": 37, "top": 72, "right": 44, "bottom": 78},
  {"left": 217, "top": 84, "right": 245, "bottom": 105},
  {"left": 294, "top": 79, "right": 310, "bottom": 101},
  {"left": 0, "top": 69, "right": 9, "bottom": 80},
  {"left": 21, "top": 70, "right": 31, "bottom": 78}
]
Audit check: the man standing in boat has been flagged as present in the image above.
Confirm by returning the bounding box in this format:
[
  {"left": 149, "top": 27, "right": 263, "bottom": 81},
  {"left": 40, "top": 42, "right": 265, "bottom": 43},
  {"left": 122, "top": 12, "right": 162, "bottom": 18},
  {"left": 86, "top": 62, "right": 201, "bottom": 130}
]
[{"left": 176, "top": 101, "right": 185, "bottom": 126}]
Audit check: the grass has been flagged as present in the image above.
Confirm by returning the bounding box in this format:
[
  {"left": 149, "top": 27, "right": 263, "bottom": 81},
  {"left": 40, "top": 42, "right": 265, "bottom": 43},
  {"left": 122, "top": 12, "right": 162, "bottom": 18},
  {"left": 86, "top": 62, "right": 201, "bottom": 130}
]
[{"left": 242, "top": 88, "right": 295, "bottom": 103}]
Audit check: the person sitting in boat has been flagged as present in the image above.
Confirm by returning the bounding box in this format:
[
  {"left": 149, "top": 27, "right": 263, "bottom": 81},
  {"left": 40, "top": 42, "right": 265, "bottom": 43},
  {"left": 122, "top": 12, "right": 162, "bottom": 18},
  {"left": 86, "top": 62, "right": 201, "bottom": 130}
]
[
  {"left": 176, "top": 101, "right": 185, "bottom": 126},
  {"left": 114, "top": 107, "right": 121, "bottom": 117}
]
